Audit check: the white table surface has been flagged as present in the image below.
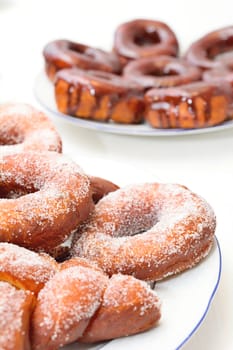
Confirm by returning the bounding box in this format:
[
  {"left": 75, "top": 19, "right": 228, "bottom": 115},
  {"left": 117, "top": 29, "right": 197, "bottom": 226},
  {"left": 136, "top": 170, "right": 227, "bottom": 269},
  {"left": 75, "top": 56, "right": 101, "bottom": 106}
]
[{"left": 0, "top": 1, "right": 232, "bottom": 349}]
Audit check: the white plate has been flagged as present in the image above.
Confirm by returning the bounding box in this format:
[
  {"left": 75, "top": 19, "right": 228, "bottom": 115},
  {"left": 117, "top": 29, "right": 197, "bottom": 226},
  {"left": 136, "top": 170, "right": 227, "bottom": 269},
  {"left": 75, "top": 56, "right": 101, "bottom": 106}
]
[
  {"left": 34, "top": 71, "right": 233, "bottom": 137},
  {"left": 60, "top": 155, "right": 221, "bottom": 350}
]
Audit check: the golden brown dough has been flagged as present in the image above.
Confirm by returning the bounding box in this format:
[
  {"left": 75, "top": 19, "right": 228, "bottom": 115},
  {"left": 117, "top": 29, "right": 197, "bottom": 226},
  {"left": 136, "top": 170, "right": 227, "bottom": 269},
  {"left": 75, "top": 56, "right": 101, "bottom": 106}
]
[
  {"left": 31, "top": 263, "right": 161, "bottom": 349},
  {"left": 54, "top": 68, "right": 144, "bottom": 124},
  {"left": 31, "top": 265, "right": 109, "bottom": 350},
  {"left": 0, "top": 281, "right": 35, "bottom": 350},
  {"left": 0, "top": 243, "right": 58, "bottom": 294},
  {"left": 80, "top": 274, "right": 161, "bottom": 343},
  {"left": 144, "top": 82, "right": 230, "bottom": 129}
]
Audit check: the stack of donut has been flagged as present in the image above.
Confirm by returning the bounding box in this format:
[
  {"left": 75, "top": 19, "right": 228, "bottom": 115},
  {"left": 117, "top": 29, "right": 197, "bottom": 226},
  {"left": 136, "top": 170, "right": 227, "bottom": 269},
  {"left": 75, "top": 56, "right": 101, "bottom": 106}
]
[
  {"left": 43, "top": 19, "right": 233, "bottom": 129},
  {"left": 0, "top": 102, "right": 216, "bottom": 349}
]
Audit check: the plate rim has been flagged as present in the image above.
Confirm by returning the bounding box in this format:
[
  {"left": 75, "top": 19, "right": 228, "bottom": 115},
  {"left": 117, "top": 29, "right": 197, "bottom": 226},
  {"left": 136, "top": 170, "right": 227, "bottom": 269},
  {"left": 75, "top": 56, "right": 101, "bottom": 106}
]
[
  {"left": 60, "top": 155, "right": 222, "bottom": 350},
  {"left": 175, "top": 236, "right": 222, "bottom": 349},
  {"left": 55, "top": 154, "right": 222, "bottom": 350},
  {"left": 34, "top": 71, "right": 233, "bottom": 137}
]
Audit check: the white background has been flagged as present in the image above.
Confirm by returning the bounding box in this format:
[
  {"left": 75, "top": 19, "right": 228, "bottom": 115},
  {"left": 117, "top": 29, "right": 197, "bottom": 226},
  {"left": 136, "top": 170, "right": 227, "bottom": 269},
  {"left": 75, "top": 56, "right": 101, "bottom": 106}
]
[{"left": 0, "top": 1, "right": 233, "bottom": 349}]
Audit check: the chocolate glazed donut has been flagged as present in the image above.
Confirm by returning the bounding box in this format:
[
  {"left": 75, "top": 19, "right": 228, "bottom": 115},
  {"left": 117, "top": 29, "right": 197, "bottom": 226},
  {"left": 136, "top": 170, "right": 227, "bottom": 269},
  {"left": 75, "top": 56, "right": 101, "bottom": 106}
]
[
  {"left": 43, "top": 39, "right": 122, "bottom": 81},
  {"left": 203, "top": 67, "right": 233, "bottom": 118},
  {"left": 123, "top": 55, "right": 201, "bottom": 89},
  {"left": 144, "top": 82, "right": 229, "bottom": 129},
  {"left": 55, "top": 68, "right": 144, "bottom": 124},
  {"left": 185, "top": 26, "right": 233, "bottom": 70},
  {"left": 114, "top": 19, "right": 179, "bottom": 62}
]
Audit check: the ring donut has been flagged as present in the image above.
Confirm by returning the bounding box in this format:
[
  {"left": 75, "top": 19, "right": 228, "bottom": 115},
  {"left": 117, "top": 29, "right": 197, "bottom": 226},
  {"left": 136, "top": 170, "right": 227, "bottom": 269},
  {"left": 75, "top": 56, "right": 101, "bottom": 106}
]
[
  {"left": 123, "top": 55, "right": 201, "bottom": 89},
  {"left": 0, "top": 103, "right": 62, "bottom": 155},
  {"left": 72, "top": 183, "right": 216, "bottom": 281},
  {"left": 144, "top": 81, "right": 230, "bottom": 129},
  {"left": 55, "top": 68, "right": 144, "bottom": 124},
  {"left": 114, "top": 19, "right": 179, "bottom": 61},
  {"left": 203, "top": 66, "right": 233, "bottom": 88},
  {"left": 43, "top": 39, "right": 122, "bottom": 81},
  {"left": 0, "top": 151, "right": 93, "bottom": 253},
  {"left": 185, "top": 26, "right": 233, "bottom": 69},
  {"left": 203, "top": 67, "right": 233, "bottom": 118}
]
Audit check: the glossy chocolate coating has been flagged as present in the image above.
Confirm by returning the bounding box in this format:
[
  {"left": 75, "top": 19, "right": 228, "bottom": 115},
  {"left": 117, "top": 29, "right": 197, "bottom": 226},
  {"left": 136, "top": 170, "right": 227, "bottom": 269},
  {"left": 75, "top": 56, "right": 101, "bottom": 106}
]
[
  {"left": 43, "top": 39, "right": 122, "bottom": 80},
  {"left": 185, "top": 26, "right": 233, "bottom": 69},
  {"left": 145, "top": 81, "right": 229, "bottom": 128},
  {"left": 123, "top": 55, "right": 201, "bottom": 89},
  {"left": 55, "top": 68, "right": 144, "bottom": 124},
  {"left": 114, "top": 19, "right": 179, "bottom": 60}
]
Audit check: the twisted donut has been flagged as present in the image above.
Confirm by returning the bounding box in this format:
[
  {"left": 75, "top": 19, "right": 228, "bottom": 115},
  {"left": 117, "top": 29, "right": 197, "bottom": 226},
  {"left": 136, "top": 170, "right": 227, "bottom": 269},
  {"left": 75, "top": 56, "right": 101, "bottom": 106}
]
[
  {"left": 55, "top": 68, "right": 144, "bottom": 124},
  {"left": 144, "top": 81, "right": 230, "bottom": 129},
  {"left": 0, "top": 281, "right": 35, "bottom": 350},
  {"left": 43, "top": 39, "right": 122, "bottom": 81},
  {"left": 31, "top": 261, "right": 161, "bottom": 349},
  {"left": 0, "top": 103, "right": 62, "bottom": 155},
  {"left": 123, "top": 55, "right": 201, "bottom": 89},
  {"left": 0, "top": 242, "right": 161, "bottom": 349},
  {"left": 72, "top": 183, "right": 216, "bottom": 281},
  {"left": 0, "top": 151, "right": 93, "bottom": 253},
  {"left": 114, "top": 19, "right": 179, "bottom": 61},
  {"left": 185, "top": 26, "right": 233, "bottom": 69}
]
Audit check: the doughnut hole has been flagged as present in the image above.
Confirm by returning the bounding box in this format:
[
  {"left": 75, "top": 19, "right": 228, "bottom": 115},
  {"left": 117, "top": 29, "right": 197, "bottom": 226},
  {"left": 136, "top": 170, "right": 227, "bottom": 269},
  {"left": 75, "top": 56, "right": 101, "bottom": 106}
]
[
  {"left": 207, "top": 35, "right": 233, "bottom": 58},
  {"left": 0, "top": 129, "right": 24, "bottom": 145},
  {"left": 0, "top": 178, "right": 38, "bottom": 199},
  {"left": 123, "top": 56, "right": 201, "bottom": 89},
  {"left": 134, "top": 27, "right": 161, "bottom": 46}
]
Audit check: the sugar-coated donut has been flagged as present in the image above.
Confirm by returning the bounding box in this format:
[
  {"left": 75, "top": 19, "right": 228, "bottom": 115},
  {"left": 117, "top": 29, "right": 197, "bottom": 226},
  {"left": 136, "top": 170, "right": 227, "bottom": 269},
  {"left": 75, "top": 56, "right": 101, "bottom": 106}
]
[
  {"left": 144, "top": 81, "right": 230, "bottom": 129},
  {"left": 0, "top": 245, "right": 161, "bottom": 349},
  {"left": 185, "top": 26, "right": 233, "bottom": 69},
  {"left": 114, "top": 19, "right": 179, "bottom": 61},
  {"left": 0, "top": 151, "right": 93, "bottom": 253},
  {"left": 72, "top": 183, "right": 216, "bottom": 281},
  {"left": 55, "top": 68, "right": 144, "bottom": 124},
  {"left": 31, "top": 263, "right": 161, "bottom": 349},
  {"left": 0, "top": 281, "right": 35, "bottom": 350},
  {"left": 80, "top": 274, "right": 161, "bottom": 343},
  {"left": 123, "top": 55, "right": 201, "bottom": 89},
  {"left": 0, "top": 242, "right": 58, "bottom": 294},
  {"left": 31, "top": 265, "right": 108, "bottom": 350},
  {"left": 0, "top": 103, "right": 62, "bottom": 155},
  {"left": 43, "top": 39, "right": 122, "bottom": 81}
]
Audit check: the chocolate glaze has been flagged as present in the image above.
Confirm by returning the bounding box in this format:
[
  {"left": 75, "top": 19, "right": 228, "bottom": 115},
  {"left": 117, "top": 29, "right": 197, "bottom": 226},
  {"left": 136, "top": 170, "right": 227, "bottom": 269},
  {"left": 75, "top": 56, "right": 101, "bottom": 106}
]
[
  {"left": 114, "top": 19, "right": 179, "bottom": 60},
  {"left": 43, "top": 39, "right": 122, "bottom": 80},
  {"left": 145, "top": 81, "right": 229, "bottom": 128},
  {"left": 185, "top": 26, "right": 233, "bottom": 70},
  {"left": 55, "top": 68, "right": 144, "bottom": 124},
  {"left": 123, "top": 55, "right": 201, "bottom": 89}
]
